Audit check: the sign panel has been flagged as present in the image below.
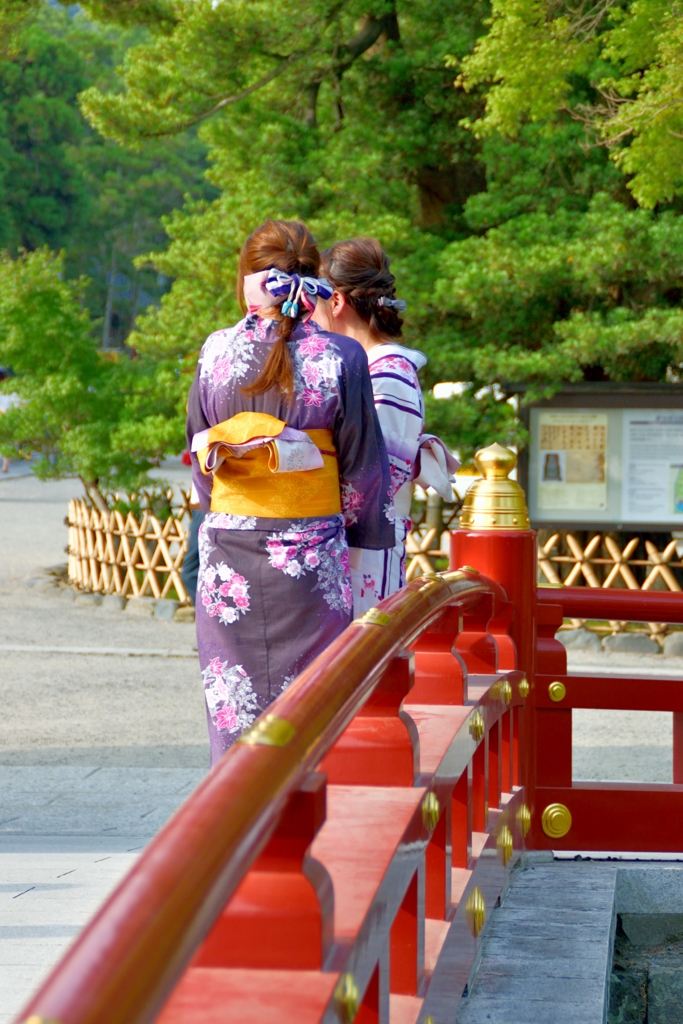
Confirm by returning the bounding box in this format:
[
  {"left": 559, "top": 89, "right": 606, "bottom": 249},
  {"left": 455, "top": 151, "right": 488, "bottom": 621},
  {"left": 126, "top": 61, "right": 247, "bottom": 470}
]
[
  {"left": 526, "top": 399, "right": 683, "bottom": 527},
  {"left": 538, "top": 412, "right": 607, "bottom": 512},
  {"left": 622, "top": 410, "right": 683, "bottom": 524}
]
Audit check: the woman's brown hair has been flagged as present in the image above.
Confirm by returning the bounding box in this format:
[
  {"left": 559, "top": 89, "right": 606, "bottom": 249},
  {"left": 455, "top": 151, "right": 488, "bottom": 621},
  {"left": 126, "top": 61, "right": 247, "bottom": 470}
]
[
  {"left": 321, "top": 237, "right": 403, "bottom": 340},
  {"left": 238, "top": 219, "right": 320, "bottom": 398}
]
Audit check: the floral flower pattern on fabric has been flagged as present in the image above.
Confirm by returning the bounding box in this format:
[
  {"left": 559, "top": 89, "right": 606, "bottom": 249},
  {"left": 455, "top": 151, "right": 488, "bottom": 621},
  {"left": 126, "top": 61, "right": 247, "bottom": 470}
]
[
  {"left": 266, "top": 519, "right": 352, "bottom": 613},
  {"left": 341, "top": 482, "right": 365, "bottom": 526},
  {"left": 292, "top": 322, "right": 343, "bottom": 407},
  {"left": 200, "top": 562, "right": 251, "bottom": 624},
  {"left": 202, "top": 657, "right": 260, "bottom": 736},
  {"left": 205, "top": 512, "right": 258, "bottom": 531},
  {"left": 198, "top": 317, "right": 269, "bottom": 389}
]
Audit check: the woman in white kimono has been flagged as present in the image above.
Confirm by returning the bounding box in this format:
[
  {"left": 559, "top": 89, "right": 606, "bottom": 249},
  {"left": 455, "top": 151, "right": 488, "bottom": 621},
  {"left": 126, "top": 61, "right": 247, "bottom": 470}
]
[{"left": 312, "top": 237, "right": 458, "bottom": 615}]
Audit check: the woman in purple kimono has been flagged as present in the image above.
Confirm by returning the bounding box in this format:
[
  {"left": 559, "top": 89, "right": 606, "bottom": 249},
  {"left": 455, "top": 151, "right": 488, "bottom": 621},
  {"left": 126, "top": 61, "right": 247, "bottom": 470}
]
[{"left": 187, "top": 220, "right": 393, "bottom": 764}]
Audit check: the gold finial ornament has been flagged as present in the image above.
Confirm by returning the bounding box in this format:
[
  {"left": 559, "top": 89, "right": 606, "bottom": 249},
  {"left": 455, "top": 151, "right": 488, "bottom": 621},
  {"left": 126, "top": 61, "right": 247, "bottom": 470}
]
[
  {"left": 458, "top": 443, "right": 530, "bottom": 531},
  {"left": 334, "top": 973, "right": 360, "bottom": 1022},
  {"left": 422, "top": 791, "right": 441, "bottom": 831},
  {"left": 465, "top": 886, "right": 486, "bottom": 937},
  {"left": 517, "top": 803, "right": 531, "bottom": 838},
  {"left": 497, "top": 825, "right": 514, "bottom": 866},
  {"left": 469, "top": 709, "right": 485, "bottom": 742},
  {"left": 541, "top": 803, "right": 572, "bottom": 839},
  {"left": 518, "top": 678, "right": 529, "bottom": 698},
  {"left": 548, "top": 681, "right": 566, "bottom": 702}
]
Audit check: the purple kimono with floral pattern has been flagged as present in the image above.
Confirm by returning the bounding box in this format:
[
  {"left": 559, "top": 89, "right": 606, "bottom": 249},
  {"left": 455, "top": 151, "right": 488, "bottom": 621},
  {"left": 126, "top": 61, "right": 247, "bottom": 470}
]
[{"left": 186, "top": 314, "right": 393, "bottom": 764}]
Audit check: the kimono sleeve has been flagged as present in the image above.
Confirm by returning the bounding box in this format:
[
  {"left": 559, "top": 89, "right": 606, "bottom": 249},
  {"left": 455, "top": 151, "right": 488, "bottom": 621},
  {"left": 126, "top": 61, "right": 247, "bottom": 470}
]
[
  {"left": 185, "top": 368, "right": 213, "bottom": 513},
  {"left": 334, "top": 344, "right": 394, "bottom": 550},
  {"left": 369, "top": 357, "right": 425, "bottom": 496}
]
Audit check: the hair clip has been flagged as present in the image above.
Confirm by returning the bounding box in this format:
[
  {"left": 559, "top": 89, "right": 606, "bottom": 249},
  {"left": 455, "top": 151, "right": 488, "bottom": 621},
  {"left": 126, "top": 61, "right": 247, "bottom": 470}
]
[{"left": 378, "top": 296, "right": 407, "bottom": 312}]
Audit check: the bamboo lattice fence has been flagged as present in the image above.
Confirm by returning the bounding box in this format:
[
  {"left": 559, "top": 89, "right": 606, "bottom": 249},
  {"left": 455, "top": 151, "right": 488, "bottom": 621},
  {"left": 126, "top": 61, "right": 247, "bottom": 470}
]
[
  {"left": 66, "top": 489, "right": 193, "bottom": 603},
  {"left": 67, "top": 484, "right": 683, "bottom": 634}
]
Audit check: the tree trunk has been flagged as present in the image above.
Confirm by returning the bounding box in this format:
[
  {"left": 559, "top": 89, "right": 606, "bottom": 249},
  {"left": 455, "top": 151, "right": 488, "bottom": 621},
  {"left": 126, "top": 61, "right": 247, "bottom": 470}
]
[
  {"left": 102, "top": 247, "right": 117, "bottom": 351},
  {"left": 82, "top": 478, "right": 110, "bottom": 513}
]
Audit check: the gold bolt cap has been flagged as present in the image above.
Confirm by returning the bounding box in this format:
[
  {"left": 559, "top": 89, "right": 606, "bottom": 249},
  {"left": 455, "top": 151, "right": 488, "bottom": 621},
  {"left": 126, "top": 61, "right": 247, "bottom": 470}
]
[
  {"left": 541, "top": 803, "right": 572, "bottom": 839},
  {"left": 517, "top": 803, "right": 531, "bottom": 838},
  {"left": 465, "top": 886, "right": 486, "bottom": 937},
  {"left": 334, "top": 973, "right": 360, "bottom": 1023},
  {"left": 518, "top": 678, "right": 529, "bottom": 698},
  {"left": 422, "top": 791, "right": 440, "bottom": 831},
  {"left": 548, "top": 681, "right": 567, "bottom": 702},
  {"left": 469, "top": 709, "right": 484, "bottom": 742},
  {"left": 497, "top": 825, "right": 514, "bottom": 866}
]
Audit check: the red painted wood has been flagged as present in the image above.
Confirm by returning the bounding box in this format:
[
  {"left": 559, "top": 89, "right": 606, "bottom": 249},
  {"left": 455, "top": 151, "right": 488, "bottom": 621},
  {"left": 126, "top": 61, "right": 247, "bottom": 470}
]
[
  {"left": 156, "top": 968, "right": 339, "bottom": 1024},
  {"left": 674, "top": 712, "right": 683, "bottom": 784},
  {"left": 356, "top": 965, "right": 380, "bottom": 1024},
  {"left": 538, "top": 585, "right": 683, "bottom": 624},
  {"left": 425, "top": 808, "right": 448, "bottom": 920},
  {"left": 451, "top": 532, "right": 538, "bottom": 840},
  {"left": 455, "top": 593, "right": 499, "bottom": 673},
  {"left": 195, "top": 774, "right": 331, "bottom": 970},
  {"left": 410, "top": 607, "right": 465, "bottom": 704},
  {"left": 535, "top": 709, "right": 572, "bottom": 788},
  {"left": 390, "top": 872, "right": 419, "bottom": 995},
  {"left": 536, "top": 601, "right": 567, "bottom": 676},
  {"left": 532, "top": 783, "right": 683, "bottom": 852},
  {"left": 320, "top": 653, "right": 417, "bottom": 786},
  {"left": 403, "top": 704, "right": 470, "bottom": 776},
  {"left": 310, "top": 785, "right": 424, "bottom": 945},
  {"left": 537, "top": 673, "right": 683, "bottom": 712},
  {"left": 512, "top": 706, "right": 520, "bottom": 788},
  {"left": 452, "top": 771, "right": 469, "bottom": 870},
  {"left": 20, "top": 570, "right": 496, "bottom": 1024}
]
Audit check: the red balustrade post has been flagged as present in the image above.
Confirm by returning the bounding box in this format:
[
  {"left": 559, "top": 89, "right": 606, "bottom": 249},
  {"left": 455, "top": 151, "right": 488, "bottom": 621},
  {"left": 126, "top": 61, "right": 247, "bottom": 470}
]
[
  {"left": 194, "top": 772, "right": 332, "bottom": 971},
  {"left": 450, "top": 444, "right": 537, "bottom": 839}
]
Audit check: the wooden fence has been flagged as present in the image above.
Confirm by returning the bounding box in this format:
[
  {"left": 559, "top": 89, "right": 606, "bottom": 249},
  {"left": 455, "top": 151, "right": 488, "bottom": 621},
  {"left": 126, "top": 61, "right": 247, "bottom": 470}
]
[{"left": 66, "top": 490, "right": 192, "bottom": 603}]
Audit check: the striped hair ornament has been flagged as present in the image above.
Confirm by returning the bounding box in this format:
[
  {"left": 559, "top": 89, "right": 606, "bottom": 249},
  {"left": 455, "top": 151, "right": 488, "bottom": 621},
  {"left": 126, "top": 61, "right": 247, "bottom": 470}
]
[
  {"left": 378, "top": 296, "right": 407, "bottom": 313},
  {"left": 243, "top": 269, "right": 333, "bottom": 317}
]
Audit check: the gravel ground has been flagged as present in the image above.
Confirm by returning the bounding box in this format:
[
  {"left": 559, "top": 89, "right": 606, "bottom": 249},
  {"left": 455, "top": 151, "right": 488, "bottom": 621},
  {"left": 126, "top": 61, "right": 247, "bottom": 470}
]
[{"left": 0, "top": 471, "right": 208, "bottom": 769}]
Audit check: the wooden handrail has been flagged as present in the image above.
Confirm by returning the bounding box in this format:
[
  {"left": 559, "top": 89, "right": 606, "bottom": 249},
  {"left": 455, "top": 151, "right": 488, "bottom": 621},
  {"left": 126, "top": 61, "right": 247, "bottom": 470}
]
[
  {"left": 18, "top": 568, "right": 504, "bottom": 1024},
  {"left": 538, "top": 585, "right": 683, "bottom": 624}
]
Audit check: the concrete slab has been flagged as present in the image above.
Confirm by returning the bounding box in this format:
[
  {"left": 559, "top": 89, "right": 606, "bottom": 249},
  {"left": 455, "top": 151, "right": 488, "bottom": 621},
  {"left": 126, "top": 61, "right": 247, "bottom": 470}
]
[{"left": 0, "top": 836, "right": 143, "bottom": 1024}]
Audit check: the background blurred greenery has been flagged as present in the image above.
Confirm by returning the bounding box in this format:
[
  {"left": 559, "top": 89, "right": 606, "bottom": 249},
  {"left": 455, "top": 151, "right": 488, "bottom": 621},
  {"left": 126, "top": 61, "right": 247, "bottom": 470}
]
[{"left": 1, "top": 0, "right": 683, "bottom": 498}]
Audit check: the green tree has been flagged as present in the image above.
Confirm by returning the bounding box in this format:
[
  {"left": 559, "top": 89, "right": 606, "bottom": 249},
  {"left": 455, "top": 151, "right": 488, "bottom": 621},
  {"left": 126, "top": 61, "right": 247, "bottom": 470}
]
[
  {"left": 73, "top": 0, "right": 683, "bottom": 463},
  {"left": 0, "top": 248, "right": 166, "bottom": 506}
]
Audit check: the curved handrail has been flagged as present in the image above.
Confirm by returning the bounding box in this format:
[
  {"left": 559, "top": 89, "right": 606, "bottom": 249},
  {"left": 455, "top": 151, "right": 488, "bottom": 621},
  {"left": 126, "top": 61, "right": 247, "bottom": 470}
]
[
  {"left": 18, "top": 568, "right": 506, "bottom": 1024},
  {"left": 539, "top": 585, "right": 683, "bottom": 624}
]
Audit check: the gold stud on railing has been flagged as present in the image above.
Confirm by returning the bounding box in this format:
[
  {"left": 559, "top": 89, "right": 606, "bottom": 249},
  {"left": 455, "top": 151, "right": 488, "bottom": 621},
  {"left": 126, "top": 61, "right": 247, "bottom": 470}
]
[
  {"left": 500, "top": 680, "right": 512, "bottom": 705},
  {"left": 422, "top": 792, "right": 440, "bottom": 831},
  {"left": 334, "top": 973, "right": 360, "bottom": 1023},
  {"left": 352, "top": 608, "right": 391, "bottom": 627},
  {"left": 237, "top": 714, "right": 295, "bottom": 747},
  {"left": 458, "top": 443, "right": 530, "bottom": 531},
  {"left": 469, "top": 709, "right": 484, "bottom": 742},
  {"left": 517, "top": 803, "right": 531, "bottom": 838},
  {"left": 542, "top": 803, "right": 572, "bottom": 839},
  {"left": 497, "top": 825, "right": 514, "bottom": 867},
  {"left": 518, "top": 677, "right": 529, "bottom": 698},
  {"left": 548, "top": 681, "right": 566, "bottom": 702},
  {"left": 465, "top": 886, "right": 486, "bottom": 937}
]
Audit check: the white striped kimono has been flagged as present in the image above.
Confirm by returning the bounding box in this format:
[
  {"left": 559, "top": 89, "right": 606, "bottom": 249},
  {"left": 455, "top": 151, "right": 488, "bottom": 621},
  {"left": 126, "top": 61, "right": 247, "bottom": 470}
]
[{"left": 351, "top": 343, "right": 426, "bottom": 616}]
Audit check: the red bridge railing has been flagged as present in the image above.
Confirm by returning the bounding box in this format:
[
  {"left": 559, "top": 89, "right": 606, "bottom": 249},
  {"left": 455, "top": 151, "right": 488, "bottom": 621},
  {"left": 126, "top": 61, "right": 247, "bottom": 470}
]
[
  {"left": 17, "top": 477, "right": 683, "bottom": 1024},
  {"left": 18, "top": 566, "right": 527, "bottom": 1024}
]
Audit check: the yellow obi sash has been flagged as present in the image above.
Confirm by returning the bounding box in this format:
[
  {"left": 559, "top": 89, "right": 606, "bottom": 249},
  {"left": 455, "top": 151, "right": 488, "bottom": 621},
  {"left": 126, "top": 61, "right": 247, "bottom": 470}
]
[{"left": 193, "top": 411, "right": 341, "bottom": 518}]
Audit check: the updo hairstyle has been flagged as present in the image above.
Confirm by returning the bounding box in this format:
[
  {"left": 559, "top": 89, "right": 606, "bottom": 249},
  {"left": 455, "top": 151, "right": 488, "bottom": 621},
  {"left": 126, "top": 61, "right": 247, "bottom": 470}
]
[
  {"left": 238, "top": 218, "right": 320, "bottom": 397},
  {"left": 321, "top": 237, "right": 403, "bottom": 340}
]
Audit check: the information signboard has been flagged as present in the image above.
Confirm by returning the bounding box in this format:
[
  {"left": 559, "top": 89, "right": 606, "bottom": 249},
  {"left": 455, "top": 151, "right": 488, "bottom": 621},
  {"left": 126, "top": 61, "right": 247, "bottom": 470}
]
[{"left": 518, "top": 386, "right": 683, "bottom": 529}]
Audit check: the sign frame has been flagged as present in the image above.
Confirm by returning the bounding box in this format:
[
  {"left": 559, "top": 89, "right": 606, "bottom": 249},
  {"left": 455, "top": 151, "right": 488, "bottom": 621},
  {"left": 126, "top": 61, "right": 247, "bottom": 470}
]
[{"left": 514, "top": 383, "right": 683, "bottom": 531}]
